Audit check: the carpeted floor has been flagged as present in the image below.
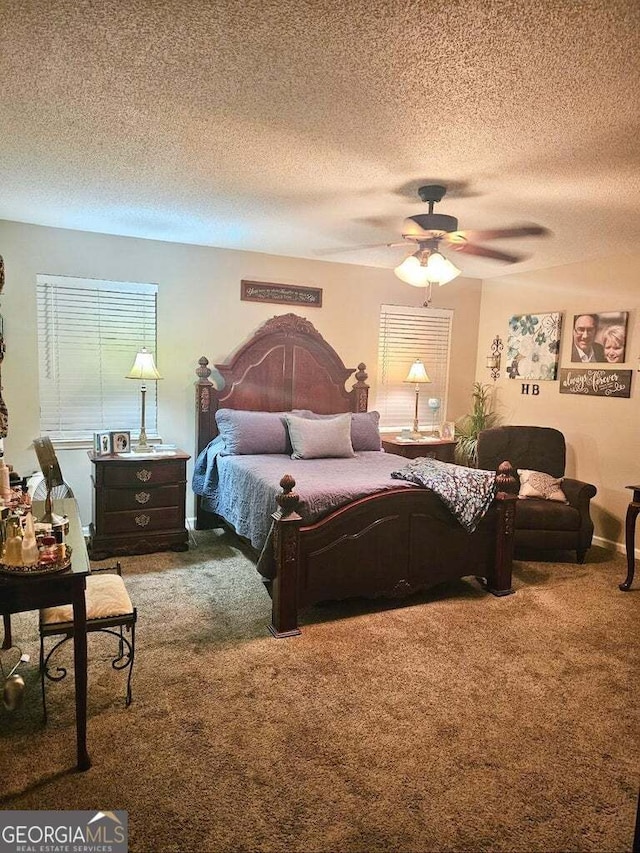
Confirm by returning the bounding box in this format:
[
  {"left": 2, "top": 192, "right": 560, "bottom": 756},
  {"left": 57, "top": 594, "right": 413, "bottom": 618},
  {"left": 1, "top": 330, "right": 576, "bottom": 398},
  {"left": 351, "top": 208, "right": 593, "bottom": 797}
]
[{"left": 0, "top": 530, "right": 638, "bottom": 853}]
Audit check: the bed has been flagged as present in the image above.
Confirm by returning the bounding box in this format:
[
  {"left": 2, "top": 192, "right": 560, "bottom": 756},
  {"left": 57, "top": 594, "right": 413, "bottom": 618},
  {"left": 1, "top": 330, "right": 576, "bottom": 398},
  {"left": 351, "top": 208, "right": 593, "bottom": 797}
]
[{"left": 194, "top": 313, "right": 518, "bottom": 637}]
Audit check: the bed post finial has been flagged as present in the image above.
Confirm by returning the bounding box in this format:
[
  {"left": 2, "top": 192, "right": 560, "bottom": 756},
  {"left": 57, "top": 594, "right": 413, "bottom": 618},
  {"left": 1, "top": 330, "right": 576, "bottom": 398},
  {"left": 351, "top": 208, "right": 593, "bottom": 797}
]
[
  {"left": 353, "top": 362, "right": 369, "bottom": 413},
  {"left": 496, "top": 461, "right": 519, "bottom": 496},
  {"left": 196, "top": 356, "right": 212, "bottom": 384},
  {"left": 275, "top": 474, "right": 300, "bottom": 518}
]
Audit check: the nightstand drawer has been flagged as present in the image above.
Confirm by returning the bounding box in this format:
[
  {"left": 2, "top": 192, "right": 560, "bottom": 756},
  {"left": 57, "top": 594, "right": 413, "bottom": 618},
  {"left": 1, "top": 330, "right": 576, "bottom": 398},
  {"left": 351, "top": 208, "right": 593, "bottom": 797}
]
[
  {"left": 103, "top": 484, "right": 184, "bottom": 512},
  {"left": 100, "top": 506, "right": 184, "bottom": 534},
  {"left": 102, "top": 460, "right": 185, "bottom": 487}
]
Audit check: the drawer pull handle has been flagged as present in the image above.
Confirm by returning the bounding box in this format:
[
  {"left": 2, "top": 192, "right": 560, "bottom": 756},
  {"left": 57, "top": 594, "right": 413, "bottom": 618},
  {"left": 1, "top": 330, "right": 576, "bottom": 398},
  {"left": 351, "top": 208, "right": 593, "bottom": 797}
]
[
  {"left": 135, "top": 491, "right": 151, "bottom": 504},
  {"left": 135, "top": 514, "right": 151, "bottom": 527},
  {"left": 136, "top": 469, "right": 152, "bottom": 482}
]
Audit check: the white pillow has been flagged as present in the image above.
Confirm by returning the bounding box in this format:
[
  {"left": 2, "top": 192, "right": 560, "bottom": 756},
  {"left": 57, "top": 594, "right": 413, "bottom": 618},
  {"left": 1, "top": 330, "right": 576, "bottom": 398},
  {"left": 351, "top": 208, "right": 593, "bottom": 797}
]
[
  {"left": 284, "top": 413, "right": 355, "bottom": 460},
  {"left": 517, "top": 469, "right": 567, "bottom": 502}
]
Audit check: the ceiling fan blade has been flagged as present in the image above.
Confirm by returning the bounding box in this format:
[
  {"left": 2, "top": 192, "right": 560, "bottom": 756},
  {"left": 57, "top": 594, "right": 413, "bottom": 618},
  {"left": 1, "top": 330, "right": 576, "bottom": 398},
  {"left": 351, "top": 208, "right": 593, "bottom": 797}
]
[
  {"left": 445, "top": 225, "right": 549, "bottom": 243},
  {"left": 449, "top": 242, "right": 522, "bottom": 263},
  {"left": 314, "top": 242, "right": 388, "bottom": 257}
]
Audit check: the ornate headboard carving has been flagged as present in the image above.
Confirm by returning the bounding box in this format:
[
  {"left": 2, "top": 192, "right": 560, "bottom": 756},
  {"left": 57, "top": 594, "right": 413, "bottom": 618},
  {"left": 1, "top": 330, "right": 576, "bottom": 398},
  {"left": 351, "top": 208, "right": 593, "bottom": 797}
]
[{"left": 195, "top": 313, "right": 369, "bottom": 454}]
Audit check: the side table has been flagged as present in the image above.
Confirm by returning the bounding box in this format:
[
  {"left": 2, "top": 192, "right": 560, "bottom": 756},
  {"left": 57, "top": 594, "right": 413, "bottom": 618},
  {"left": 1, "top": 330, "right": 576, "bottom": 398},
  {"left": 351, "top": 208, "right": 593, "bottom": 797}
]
[
  {"left": 620, "top": 484, "right": 640, "bottom": 591},
  {"left": 88, "top": 449, "right": 190, "bottom": 559},
  {"left": 1, "top": 498, "right": 91, "bottom": 771},
  {"left": 382, "top": 436, "right": 457, "bottom": 463}
]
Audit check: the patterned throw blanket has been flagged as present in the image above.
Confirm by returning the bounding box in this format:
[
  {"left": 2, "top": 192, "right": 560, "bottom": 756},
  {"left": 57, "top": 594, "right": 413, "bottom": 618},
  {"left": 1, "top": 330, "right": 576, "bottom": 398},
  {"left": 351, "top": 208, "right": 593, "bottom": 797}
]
[{"left": 391, "top": 458, "right": 497, "bottom": 533}]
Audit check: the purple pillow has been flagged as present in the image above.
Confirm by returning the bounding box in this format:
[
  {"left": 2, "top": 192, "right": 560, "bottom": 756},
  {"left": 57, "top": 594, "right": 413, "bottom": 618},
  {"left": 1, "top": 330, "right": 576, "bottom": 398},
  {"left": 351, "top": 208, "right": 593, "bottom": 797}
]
[
  {"left": 300, "top": 410, "right": 382, "bottom": 451},
  {"left": 215, "top": 409, "right": 290, "bottom": 455},
  {"left": 350, "top": 411, "right": 382, "bottom": 451}
]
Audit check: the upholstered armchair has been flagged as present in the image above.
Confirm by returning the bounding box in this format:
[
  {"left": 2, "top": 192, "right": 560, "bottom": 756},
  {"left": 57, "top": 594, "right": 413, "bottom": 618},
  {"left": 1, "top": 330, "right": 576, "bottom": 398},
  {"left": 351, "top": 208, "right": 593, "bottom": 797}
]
[{"left": 477, "top": 426, "right": 597, "bottom": 563}]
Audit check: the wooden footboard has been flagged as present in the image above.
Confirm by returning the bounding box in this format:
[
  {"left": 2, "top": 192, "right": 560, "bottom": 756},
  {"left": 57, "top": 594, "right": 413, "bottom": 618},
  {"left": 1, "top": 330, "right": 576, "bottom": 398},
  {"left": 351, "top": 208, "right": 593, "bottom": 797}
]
[{"left": 268, "top": 463, "right": 518, "bottom": 638}]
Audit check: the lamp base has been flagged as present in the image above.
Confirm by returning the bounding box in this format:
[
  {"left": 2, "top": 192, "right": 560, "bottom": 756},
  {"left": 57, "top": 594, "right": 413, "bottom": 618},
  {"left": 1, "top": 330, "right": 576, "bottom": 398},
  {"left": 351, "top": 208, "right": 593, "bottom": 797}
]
[{"left": 408, "top": 430, "right": 423, "bottom": 440}]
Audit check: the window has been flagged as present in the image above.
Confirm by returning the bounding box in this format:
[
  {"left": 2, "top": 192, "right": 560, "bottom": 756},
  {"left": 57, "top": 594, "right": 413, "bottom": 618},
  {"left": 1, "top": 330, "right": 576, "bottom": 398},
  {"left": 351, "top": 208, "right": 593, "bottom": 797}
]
[
  {"left": 375, "top": 304, "right": 453, "bottom": 432},
  {"left": 37, "top": 275, "right": 158, "bottom": 441}
]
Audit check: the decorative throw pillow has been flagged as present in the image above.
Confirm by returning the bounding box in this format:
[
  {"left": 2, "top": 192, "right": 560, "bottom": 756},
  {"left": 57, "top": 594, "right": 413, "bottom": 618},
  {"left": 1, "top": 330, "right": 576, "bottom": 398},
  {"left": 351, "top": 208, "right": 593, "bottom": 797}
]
[
  {"left": 284, "top": 413, "right": 355, "bottom": 460},
  {"left": 349, "top": 411, "right": 382, "bottom": 451},
  {"left": 517, "top": 469, "right": 567, "bottom": 502},
  {"left": 297, "top": 410, "right": 382, "bottom": 451},
  {"left": 215, "top": 409, "right": 290, "bottom": 455}
]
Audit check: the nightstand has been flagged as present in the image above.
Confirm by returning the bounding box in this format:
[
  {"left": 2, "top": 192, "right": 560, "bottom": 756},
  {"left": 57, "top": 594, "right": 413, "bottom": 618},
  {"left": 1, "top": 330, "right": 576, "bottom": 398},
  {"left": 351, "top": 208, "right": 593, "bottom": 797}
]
[
  {"left": 88, "top": 450, "right": 190, "bottom": 559},
  {"left": 381, "top": 436, "right": 457, "bottom": 463}
]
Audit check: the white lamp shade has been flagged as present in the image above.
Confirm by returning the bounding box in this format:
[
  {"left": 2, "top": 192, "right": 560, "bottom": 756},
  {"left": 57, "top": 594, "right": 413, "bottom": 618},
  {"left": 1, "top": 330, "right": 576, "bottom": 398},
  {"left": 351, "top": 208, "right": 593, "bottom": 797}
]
[
  {"left": 126, "top": 348, "right": 163, "bottom": 381},
  {"left": 404, "top": 359, "right": 431, "bottom": 384},
  {"left": 394, "top": 255, "right": 431, "bottom": 287},
  {"left": 426, "top": 252, "right": 461, "bottom": 286}
]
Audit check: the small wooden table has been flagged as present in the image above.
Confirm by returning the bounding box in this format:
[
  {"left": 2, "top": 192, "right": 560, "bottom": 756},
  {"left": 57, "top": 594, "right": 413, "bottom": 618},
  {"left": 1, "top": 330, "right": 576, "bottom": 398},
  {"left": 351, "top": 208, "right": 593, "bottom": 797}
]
[
  {"left": 382, "top": 436, "right": 457, "bottom": 463},
  {"left": 0, "top": 498, "right": 91, "bottom": 770},
  {"left": 620, "top": 484, "right": 640, "bottom": 591}
]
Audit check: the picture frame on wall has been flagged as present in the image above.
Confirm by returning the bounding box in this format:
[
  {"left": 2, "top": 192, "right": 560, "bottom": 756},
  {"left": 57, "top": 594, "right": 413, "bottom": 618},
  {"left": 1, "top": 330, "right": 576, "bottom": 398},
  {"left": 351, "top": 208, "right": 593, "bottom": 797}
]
[
  {"left": 506, "top": 312, "right": 563, "bottom": 380},
  {"left": 570, "top": 311, "right": 628, "bottom": 364},
  {"left": 110, "top": 431, "right": 131, "bottom": 454},
  {"left": 94, "top": 431, "right": 112, "bottom": 456}
]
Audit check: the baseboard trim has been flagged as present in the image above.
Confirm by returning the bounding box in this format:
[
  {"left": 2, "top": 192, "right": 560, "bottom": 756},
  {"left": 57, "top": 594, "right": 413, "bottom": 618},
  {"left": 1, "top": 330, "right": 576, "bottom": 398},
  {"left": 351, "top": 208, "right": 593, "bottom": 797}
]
[{"left": 592, "top": 534, "right": 637, "bottom": 560}]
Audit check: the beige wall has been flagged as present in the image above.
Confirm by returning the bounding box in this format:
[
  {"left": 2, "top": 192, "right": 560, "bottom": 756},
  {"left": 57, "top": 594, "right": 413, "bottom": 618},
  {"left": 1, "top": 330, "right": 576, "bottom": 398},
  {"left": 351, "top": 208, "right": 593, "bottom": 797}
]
[
  {"left": 4, "top": 219, "right": 634, "bottom": 549},
  {"left": 475, "top": 253, "right": 640, "bottom": 551},
  {"left": 0, "top": 219, "right": 482, "bottom": 526}
]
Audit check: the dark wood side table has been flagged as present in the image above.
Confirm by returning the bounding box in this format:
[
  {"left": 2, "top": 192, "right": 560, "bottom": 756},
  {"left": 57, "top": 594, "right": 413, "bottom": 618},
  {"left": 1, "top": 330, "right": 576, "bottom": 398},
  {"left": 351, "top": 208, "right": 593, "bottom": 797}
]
[
  {"left": 382, "top": 436, "right": 457, "bottom": 463},
  {"left": 1, "top": 498, "right": 91, "bottom": 771},
  {"left": 620, "top": 484, "right": 640, "bottom": 591},
  {"left": 88, "top": 450, "right": 190, "bottom": 560}
]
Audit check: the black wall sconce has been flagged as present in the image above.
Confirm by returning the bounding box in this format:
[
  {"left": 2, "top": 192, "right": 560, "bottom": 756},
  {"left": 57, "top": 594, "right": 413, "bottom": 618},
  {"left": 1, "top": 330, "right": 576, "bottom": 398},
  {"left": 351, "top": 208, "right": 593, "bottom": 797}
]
[{"left": 486, "top": 334, "right": 503, "bottom": 381}]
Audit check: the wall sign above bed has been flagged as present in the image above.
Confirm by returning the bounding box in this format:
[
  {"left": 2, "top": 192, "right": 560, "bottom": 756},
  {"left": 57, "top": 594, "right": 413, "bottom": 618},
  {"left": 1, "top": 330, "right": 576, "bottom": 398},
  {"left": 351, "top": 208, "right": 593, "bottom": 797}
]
[{"left": 241, "top": 280, "right": 322, "bottom": 307}]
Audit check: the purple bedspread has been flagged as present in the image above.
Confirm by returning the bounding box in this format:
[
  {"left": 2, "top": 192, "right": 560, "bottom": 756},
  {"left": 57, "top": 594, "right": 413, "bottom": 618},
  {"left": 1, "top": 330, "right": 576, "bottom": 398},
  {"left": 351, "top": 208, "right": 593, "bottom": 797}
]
[{"left": 193, "top": 442, "right": 416, "bottom": 552}]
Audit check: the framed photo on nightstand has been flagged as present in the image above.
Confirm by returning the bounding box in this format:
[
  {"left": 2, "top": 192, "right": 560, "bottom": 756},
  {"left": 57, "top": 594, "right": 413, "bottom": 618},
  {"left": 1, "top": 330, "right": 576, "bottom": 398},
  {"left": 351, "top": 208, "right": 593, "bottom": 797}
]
[
  {"left": 439, "top": 421, "right": 456, "bottom": 441},
  {"left": 94, "top": 431, "right": 112, "bottom": 456},
  {"left": 110, "top": 431, "right": 131, "bottom": 453}
]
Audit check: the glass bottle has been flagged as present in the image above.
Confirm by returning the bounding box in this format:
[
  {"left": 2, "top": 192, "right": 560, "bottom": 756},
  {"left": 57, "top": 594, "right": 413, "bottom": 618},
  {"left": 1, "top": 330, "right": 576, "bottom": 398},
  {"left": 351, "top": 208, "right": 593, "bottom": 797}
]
[
  {"left": 21, "top": 512, "right": 39, "bottom": 565},
  {"left": 3, "top": 519, "right": 23, "bottom": 565}
]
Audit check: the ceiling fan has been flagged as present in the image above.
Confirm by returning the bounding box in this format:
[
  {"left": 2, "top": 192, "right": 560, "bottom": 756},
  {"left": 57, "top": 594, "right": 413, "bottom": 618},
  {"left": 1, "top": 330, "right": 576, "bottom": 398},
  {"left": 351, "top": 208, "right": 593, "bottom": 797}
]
[{"left": 390, "top": 184, "right": 548, "bottom": 291}]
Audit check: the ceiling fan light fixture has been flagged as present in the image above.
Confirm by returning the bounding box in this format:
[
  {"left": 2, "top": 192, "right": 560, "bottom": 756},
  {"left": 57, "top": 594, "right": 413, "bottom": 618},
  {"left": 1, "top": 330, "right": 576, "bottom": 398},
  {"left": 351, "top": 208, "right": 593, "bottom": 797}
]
[
  {"left": 425, "top": 251, "right": 461, "bottom": 286},
  {"left": 394, "top": 253, "right": 431, "bottom": 287},
  {"left": 394, "top": 249, "right": 461, "bottom": 288}
]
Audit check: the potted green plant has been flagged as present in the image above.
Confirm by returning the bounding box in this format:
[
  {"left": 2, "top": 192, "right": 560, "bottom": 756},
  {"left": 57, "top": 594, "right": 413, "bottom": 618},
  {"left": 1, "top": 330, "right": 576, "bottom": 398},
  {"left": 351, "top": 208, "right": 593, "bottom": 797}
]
[{"left": 454, "top": 382, "right": 501, "bottom": 467}]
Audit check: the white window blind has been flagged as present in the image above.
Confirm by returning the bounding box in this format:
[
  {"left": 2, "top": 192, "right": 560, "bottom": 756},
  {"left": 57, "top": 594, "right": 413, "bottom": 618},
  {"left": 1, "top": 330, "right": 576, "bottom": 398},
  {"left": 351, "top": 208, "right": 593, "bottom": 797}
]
[
  {"left": 375, "top": 304, "right": 453, "bottom": 432},
  {"left": 37, "top": 275, "right": 158, "bottom": 441}
]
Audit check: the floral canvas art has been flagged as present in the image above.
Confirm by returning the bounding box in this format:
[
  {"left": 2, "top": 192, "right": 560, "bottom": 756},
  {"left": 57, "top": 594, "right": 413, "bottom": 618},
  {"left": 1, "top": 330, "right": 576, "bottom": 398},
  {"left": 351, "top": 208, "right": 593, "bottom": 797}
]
[{"left": 506, "top": 313, "right": 562, "bottom": 381}]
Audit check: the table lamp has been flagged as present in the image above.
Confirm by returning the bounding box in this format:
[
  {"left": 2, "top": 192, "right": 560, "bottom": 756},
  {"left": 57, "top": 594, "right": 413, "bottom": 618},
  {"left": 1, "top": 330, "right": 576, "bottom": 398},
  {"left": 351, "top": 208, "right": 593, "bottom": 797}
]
[
  {"left": 126, "top": 347, "right": 162, "bottom": 452},
  {"left": 404, "top": 359, "right": 431, "bottom": 439}
]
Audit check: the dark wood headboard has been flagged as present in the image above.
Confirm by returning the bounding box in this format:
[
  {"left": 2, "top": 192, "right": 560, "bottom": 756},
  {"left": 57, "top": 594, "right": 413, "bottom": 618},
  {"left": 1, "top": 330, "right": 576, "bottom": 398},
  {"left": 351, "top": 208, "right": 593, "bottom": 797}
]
[{"left": 195, "top": 313, "right": 369, "bottom": 455}]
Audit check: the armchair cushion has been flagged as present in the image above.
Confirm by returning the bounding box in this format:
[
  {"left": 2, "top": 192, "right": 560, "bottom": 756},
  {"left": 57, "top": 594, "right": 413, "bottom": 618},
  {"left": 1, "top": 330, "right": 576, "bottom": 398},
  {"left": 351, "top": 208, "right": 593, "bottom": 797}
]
[{"left": 515, "top": 499, "right": 581, "bottom": 531}]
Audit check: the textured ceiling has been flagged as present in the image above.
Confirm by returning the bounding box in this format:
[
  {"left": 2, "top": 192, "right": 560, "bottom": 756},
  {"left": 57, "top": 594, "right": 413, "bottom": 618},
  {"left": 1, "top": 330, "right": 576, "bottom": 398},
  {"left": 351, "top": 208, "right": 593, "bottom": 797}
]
[{"left": 1, "top": 0, "right": 639, "bottom": 278}]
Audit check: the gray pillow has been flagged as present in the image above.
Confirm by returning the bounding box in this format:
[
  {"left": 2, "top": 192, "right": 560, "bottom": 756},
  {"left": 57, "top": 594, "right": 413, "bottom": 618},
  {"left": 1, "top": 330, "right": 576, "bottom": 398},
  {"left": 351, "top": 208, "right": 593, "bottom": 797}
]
[
  {"left": 284, "top": 413, "right": 355, "bottom": 460},
  {"left": 350, "top": 411, "right": 382, "bottom": 451},
  {"left": 299, "top": 410, "right": 382, "bottom": 451},
  {"left": 215, "top": 409, "right": 290, "bottom": 455}
]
